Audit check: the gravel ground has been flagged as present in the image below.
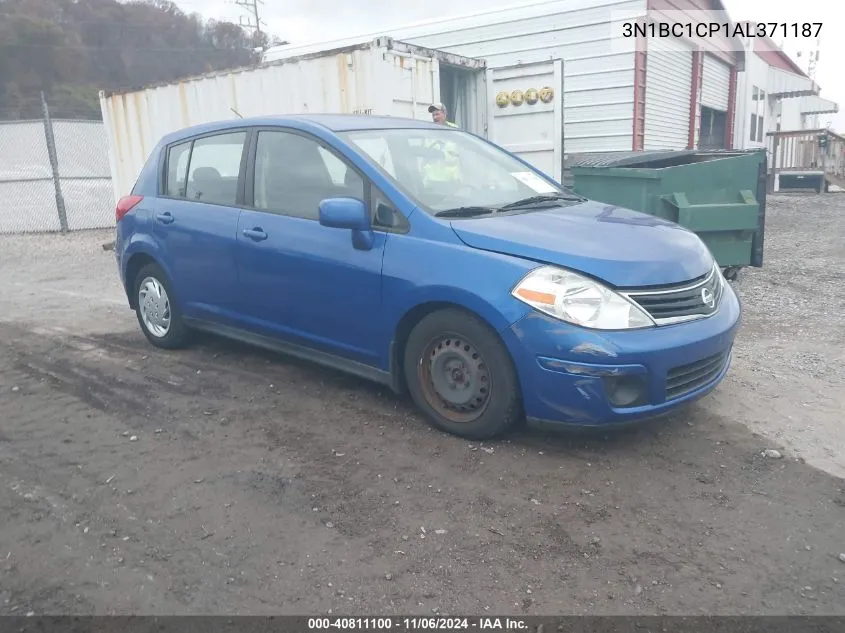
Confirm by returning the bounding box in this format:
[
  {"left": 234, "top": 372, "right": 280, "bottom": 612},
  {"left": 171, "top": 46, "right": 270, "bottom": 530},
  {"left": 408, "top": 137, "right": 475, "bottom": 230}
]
[
  {"left": 0, "top": 193, "right": 843, "bottom": 616},
  {"left": 717, "top": 193, "right": 845, "bottom": 478}
]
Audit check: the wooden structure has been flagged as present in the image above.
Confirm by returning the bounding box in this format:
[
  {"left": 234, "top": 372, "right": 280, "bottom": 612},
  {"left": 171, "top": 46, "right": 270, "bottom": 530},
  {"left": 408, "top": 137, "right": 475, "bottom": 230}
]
[{"left": 766, "top": 129, "right": 845, "bottom": 192}]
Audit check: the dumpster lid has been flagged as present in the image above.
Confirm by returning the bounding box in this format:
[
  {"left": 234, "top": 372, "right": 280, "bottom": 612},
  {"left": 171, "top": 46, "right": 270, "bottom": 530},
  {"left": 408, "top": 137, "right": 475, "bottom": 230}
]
[
  {"left": 567, "top": 150, "right": 696, "bottom": 168},
  {"left": 567, "top": 148, "right": 767, "bottom": 169}
]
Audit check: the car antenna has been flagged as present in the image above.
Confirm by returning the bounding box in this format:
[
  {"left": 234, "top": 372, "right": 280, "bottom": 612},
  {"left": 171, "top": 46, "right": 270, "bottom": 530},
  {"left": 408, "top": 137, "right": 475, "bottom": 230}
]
[{"left": 230, "top": 108, "right": 244, "bottom": 119}]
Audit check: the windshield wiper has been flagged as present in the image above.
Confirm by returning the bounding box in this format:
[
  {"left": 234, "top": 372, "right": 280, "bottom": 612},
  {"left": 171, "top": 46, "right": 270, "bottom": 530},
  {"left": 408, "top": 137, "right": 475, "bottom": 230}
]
[
  {"left": 498, "top": 193, "right": 585, "bottom": 210},
  {"left": 434, "top": 206, "right": 498, "bottom": 218}
]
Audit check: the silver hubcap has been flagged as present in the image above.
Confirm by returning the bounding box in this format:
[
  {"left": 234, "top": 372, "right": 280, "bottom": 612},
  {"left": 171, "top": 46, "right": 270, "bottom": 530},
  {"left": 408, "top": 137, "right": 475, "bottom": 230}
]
[{"left": 138, "top": 276, "right": 171, "bottom": 338}]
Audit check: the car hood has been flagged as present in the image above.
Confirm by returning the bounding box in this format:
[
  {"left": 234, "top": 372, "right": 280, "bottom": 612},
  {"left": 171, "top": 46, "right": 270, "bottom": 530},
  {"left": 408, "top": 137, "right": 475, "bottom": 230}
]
[{"left": 450, "top": 200, "right": 714, "bottom": 287}]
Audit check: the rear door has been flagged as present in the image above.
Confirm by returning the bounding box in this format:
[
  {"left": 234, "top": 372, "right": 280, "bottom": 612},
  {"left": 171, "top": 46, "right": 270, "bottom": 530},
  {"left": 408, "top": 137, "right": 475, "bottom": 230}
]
[
  {"left": 153, "top": 129, "right": 247, "bottom": 321},
  {"left": 485, "top": 59, "right": 564, "bottom": 182}
]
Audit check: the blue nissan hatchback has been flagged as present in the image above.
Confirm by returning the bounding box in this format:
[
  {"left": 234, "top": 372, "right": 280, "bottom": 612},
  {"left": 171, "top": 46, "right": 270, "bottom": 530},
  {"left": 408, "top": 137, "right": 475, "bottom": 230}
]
[{"left": 114, "top": 114, "right": 741, "bottom": 440}]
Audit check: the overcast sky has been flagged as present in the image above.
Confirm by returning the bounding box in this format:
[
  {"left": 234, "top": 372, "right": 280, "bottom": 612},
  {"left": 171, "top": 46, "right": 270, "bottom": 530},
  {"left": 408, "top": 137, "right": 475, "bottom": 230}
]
[{"left": 174, "top": 0, "right": 842, "bottom": 132}]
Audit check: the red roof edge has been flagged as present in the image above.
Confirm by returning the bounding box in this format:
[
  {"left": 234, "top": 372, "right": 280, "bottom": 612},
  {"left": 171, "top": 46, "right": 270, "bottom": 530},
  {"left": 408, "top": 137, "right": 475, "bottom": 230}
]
[{"left": 737, "top": 20, "right": 809, "bottom": 77}]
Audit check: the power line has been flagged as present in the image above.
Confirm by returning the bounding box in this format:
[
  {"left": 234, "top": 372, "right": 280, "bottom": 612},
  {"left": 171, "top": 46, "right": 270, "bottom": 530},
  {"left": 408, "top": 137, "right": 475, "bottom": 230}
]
[{"left": 235, "top": 0, "right": 264, "bottom": 33}]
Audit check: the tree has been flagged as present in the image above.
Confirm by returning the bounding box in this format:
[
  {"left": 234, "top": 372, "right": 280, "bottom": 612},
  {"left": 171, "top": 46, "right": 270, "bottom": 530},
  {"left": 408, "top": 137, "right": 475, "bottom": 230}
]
[{"left": 0, "top": 0, "right": 275, "bottom": 119}]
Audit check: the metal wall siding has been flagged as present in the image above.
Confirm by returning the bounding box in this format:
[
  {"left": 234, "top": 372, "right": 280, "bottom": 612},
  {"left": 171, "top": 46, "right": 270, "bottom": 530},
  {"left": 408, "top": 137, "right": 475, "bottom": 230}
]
[
  {"left": 643, "top": 38, "right": 693, "bottom": 150},
  {"left": 100, "top": 44, "right": 442, "bottom": 202},
  {"left": 647, "top": 0, "right": 739, "bottom": 67},
  {"left": 564, "top": 86, "right": 633, "bottom": 108},
  {"left": 403, "top": 19, "right": 633, "bottom": 58},
  {"left": 398, "top": 0, "right": 645, "bottom": 154},
  {"left": 486, "top": 59, "right": 564, "bottom": 180},
  {"left": 701, "top": 54, "right": 730, "bottom": 111}
]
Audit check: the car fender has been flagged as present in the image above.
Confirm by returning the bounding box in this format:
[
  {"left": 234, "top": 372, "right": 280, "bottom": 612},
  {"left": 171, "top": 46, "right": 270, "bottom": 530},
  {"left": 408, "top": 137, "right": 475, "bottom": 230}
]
[
  {"left": 382, "top": 281, "right": 535, "bottom": 394},
  {"left": 122, "top": 237, "right": 178, "bottom": 305},
  {"left": 390, "top": 283, "right": 525, "bottom": 335}
]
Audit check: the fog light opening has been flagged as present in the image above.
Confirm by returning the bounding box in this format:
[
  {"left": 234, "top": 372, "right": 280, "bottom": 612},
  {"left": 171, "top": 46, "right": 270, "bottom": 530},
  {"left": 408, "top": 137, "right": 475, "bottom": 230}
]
[{"left": 604, "top": 375, "right": 647, "bottom": 408}]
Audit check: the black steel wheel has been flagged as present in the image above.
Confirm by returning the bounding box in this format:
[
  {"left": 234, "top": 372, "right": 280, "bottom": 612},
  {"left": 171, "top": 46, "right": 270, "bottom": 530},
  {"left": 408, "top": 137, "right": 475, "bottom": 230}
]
[{"left": 403, "top": 308, "right": 522, "bottom": 440}]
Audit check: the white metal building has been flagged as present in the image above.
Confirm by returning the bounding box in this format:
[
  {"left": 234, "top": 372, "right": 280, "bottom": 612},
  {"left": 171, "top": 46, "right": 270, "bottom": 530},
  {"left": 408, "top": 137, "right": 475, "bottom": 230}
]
[
  {"left": 732, "top": 32, "right": 838, "bottom": 150},
  {"left": 263, "top": 0, "right": 743, "bottom": 157},
  {"left": 729, "top": 29, "right": 842, "bottom": 191}
]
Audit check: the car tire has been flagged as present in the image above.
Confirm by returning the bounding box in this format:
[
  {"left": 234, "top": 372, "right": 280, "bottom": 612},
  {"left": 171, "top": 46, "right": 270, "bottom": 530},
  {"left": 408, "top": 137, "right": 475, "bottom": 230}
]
[
  {"left": 133, "top": 263, "right": 191, "bottom": 350},
  {"left": 403, "top": 308, "right": 522, "bottom": 440}
]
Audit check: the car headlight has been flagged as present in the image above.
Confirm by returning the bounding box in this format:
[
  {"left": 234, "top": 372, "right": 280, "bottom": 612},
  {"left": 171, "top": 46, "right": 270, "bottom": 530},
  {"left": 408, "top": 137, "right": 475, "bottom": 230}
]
[{"left": 511, "top": 265, "right": 655, "bottom": 330}]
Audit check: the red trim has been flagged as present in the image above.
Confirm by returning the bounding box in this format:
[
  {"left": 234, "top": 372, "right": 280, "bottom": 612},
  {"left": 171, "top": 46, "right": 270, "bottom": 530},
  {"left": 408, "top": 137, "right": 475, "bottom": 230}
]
[
  {"left": 725, "top": 65, "right": 737, "bottom": 149},
  {"left": 752, "top": 34, "right": 808, "bottom": 77},
  {"left": 632, "top": 27, "right": 647, "bottom": 151},
  {"left": 688, "top": 51, "right": 702, "bottom": 149}
]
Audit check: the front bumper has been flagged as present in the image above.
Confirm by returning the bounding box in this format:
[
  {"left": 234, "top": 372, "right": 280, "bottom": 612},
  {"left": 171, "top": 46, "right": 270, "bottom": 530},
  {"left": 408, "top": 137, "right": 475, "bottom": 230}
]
[{"left": 502, "top": 281, "right": 741, "bottom": 427}]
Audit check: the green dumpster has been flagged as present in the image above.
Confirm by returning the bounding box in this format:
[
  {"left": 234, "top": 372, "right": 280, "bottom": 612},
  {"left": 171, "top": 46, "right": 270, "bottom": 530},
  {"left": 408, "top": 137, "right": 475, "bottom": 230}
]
[{"left": 568, "top": 149, "right": 767, "bottom": 273}]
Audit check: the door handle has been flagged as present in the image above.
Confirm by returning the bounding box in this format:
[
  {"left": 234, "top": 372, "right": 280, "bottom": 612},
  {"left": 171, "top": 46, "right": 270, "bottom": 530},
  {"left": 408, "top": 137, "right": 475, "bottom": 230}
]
[
  {"left": 155, "top": 212, "right": 174, "bottom": 224},
  {"left": 242, "top": 228, "right": 268, "bottom": 241}
]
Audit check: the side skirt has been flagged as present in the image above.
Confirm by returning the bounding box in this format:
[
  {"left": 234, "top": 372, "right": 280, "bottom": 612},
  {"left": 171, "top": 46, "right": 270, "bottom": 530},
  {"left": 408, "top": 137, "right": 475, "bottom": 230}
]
[{"left": 183, "top": 317, "right": 396, "bottom": 390}]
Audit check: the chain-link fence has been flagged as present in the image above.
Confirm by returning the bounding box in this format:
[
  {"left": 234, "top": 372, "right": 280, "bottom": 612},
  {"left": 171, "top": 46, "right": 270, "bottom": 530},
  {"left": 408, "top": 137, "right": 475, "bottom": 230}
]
[{"left": 0, "top": 97, "right": 114, "bottom": 235}]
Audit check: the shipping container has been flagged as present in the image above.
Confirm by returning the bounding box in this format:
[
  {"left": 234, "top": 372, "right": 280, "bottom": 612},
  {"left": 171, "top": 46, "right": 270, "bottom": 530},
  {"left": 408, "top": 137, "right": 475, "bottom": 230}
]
[
  {"left": 99, "top": 36, "right": 565, "bottom": 203},
  {"left": 263, "top": 0, "right": 645, "bottom": 155}
]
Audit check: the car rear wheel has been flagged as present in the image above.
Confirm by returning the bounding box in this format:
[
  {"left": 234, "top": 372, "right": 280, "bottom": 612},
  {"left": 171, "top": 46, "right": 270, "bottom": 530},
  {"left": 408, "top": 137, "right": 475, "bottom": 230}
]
[
  {"left": 403, "top": 308, "right": 522, "bottom": 440},
  {"left": 134, "top": 263, "right": 191, "bottom": 349}
]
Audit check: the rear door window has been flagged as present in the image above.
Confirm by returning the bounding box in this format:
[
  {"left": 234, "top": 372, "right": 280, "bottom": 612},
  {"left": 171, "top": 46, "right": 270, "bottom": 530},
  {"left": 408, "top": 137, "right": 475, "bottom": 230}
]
[{"left": 184, "top": 131, "right": 247, "bottom": 206}]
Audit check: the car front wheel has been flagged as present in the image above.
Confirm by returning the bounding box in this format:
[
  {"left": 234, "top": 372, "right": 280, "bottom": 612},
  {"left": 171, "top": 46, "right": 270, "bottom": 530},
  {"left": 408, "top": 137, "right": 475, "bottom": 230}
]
[{"left": 403, "top": 308, "right": 522, "bottom": 440}]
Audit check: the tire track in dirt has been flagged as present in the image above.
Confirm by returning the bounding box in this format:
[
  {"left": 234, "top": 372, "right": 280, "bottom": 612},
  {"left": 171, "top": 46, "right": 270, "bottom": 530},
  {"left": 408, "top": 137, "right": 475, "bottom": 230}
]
[
  {"left": 1, "top": 365, "right": 328, "bottom": 612},
  {"left": 0, "top": 323, "right": 474, "bottom": 612},
  {"left": 2, "top": 319, "right": 845, "bottom": 614}
]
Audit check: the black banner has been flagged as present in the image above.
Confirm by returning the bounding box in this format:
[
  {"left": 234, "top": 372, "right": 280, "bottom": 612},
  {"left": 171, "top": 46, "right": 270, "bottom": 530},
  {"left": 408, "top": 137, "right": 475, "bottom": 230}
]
[{"left": 1, "top": 617, "right": 845, "bottom": 633}]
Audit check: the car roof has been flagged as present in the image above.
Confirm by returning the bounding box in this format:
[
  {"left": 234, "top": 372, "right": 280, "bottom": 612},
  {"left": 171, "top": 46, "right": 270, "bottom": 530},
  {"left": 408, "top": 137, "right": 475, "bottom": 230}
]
[{"left": 158, "top": 113, "right": 447, "bottom": 146}]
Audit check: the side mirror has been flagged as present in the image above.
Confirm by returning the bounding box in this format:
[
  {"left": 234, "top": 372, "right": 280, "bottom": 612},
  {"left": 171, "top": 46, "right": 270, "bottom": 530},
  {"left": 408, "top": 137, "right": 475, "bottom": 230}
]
[
  {"left": 318, "top": 197, "right": 374, "bottom": 250},
  {"left": 319, "top": 197, "right": 370, "bottom": 230}
]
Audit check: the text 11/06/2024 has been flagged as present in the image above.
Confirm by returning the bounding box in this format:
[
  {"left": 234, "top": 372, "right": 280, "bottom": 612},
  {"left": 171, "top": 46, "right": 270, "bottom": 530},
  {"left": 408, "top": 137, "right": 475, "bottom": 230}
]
[
  {"left": 307, "top": 617, "right": 530, "bottom": 631},
  {"left": 622, "top": 21, "right": 822, "bottom": 39}
]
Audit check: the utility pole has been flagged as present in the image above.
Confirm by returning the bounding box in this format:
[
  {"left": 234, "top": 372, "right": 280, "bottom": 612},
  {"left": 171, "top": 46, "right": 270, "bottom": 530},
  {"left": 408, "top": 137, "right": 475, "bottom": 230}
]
[
  {"left": 236, "top": 0, "right": 264, "bottom": 33},
  {"left": 41, "top": 91, "right": 69, "bottom": 234}
]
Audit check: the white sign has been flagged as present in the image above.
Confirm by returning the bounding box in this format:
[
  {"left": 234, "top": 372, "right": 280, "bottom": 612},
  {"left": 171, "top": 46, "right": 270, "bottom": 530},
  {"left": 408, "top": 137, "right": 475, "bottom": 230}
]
[{"left": 510, "top": 171, "right": 558, "bottom": 194}]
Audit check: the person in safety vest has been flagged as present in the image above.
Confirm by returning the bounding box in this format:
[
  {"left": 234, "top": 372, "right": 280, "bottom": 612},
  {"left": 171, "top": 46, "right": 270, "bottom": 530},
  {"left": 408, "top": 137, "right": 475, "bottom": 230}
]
[{"left": 423, "top": 102, "right": 461, "bottom": 185}]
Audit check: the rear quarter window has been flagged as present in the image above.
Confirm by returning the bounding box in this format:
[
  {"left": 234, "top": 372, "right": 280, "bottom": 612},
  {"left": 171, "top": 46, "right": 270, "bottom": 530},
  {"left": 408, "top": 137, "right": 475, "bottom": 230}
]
[{"left": 165, "top": 141, "right": 191, "bottom": 197}]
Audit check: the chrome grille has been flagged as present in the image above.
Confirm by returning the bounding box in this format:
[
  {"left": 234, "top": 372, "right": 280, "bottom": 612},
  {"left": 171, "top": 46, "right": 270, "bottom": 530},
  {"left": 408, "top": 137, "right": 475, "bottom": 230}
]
[
  {"left": 666, "top": 349, "right": 731, "bottom": 401},
  {"left": 622, "top": 265, "right": 724, "bottom": 325}
]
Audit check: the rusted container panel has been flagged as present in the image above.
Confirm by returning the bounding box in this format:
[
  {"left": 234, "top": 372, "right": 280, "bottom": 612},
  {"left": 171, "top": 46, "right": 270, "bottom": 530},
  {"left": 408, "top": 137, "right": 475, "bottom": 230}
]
[{"left": 99, "top": 38, "right": 484, "bottom": 203}]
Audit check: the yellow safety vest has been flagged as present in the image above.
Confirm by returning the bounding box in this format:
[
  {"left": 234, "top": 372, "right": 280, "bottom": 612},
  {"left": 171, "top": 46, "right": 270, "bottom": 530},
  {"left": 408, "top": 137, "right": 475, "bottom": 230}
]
[{"left": 423, "top": 123, "right": 460, "bottom": 182}]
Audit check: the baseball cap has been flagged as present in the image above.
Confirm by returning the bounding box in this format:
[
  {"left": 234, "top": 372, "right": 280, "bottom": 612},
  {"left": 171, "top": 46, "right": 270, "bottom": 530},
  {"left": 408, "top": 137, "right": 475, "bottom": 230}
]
[{"left": 428, "top": 102, "right": 446, "bottom": 113}]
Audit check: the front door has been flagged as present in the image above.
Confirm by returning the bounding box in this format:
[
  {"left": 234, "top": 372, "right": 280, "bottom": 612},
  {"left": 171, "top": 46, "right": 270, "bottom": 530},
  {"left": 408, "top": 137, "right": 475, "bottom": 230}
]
[{"left": 234, "top": 128, "right": 387, "bottom": 366}]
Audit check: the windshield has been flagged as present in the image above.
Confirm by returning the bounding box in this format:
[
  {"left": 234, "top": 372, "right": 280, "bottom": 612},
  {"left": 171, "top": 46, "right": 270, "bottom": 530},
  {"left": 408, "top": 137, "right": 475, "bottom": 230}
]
[{"left": 338, "top": 128, "right": 571, "bottom": 214}]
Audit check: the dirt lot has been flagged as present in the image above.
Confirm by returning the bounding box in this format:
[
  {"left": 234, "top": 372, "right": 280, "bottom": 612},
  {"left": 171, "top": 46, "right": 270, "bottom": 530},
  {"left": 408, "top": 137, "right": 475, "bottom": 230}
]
[{"left": 0, "top": 193, "right": 844, "bottom": 616}]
